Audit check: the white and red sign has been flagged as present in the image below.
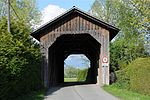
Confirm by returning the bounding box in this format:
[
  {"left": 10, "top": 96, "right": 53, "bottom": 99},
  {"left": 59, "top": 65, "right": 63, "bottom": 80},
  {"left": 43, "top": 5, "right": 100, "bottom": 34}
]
[{"left": 102, "top": 56, "right": 108, "bottom": 63}]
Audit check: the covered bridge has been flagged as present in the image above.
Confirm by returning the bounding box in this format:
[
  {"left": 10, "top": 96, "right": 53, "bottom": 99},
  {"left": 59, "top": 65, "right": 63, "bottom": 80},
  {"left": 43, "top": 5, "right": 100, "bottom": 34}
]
[{"left": 31, "top": 7, "right": 119, "bottom": 89}]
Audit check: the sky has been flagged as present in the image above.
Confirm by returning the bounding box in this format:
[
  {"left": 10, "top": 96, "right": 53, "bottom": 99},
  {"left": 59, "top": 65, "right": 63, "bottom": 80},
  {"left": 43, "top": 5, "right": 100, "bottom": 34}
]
[
  {"left": 64, "top": 54, "right": 90, "bottom": 69},
  {"left": 36, "top": 0, "right": 94, "bottom": 25},
  {"left": 36, "top": 0, "right": 94, "bottom": 68},
  {"left": 37, "top": 0, "right": 94, "bottom": 11}
]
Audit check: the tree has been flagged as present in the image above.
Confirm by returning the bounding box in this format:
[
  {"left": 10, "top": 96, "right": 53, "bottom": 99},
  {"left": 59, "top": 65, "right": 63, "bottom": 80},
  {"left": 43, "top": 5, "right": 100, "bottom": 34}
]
[
  {"left": 91, "top": 0, "right": 148, "bottom": 70},
  {"left": 64, "top": 66, "right": 78, "bottom": 78},
  {"left": 110, "top": 39, "right": 144, "bottom": 70},
  {"left": 0, "top": 0, "right": 42, "bottom": 99},
  {"left": 77, "top": 68, "right": 88, "bottom": 82},
  {"left": 144, "top": 34, "right": 150, "bottom": 55},
  {"left": 0, "top": 0, "right": 41, "bottom": 29},
  {"left": 0, "top": 17, "right": 42, "bottom": 100}
]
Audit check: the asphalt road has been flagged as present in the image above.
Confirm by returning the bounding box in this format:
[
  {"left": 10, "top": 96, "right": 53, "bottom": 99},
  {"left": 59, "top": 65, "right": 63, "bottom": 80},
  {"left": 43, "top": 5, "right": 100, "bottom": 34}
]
[{"left": 44, "top": 84, "right": 119, "bottom": 100}]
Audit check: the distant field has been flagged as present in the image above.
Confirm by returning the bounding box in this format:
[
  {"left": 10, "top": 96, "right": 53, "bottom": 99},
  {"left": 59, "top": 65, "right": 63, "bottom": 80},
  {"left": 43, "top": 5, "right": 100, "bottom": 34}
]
[{"left": 64, "top": 78, "right": 77, "bottom": 82}]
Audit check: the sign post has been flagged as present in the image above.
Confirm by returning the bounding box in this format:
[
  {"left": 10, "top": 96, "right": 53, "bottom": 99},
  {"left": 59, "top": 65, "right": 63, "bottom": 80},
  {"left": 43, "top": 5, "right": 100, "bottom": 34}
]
[{"left": 102, "top": 56, "right": 108, "bottom": 84}]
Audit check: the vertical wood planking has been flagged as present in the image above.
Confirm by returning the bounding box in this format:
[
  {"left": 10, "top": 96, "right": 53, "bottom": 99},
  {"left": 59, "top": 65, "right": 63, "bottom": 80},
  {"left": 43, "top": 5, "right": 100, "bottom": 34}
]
[
  {"left": 75, "top": 15, "right": 77, "bottom": 31},
  {"left": 93, "top": 23, "right": 95, "bottom": 31},
  {"left": 87, "top": 20, "right": 89, "bottom": 31},
  {"left": 60, "top": 22, "right": 62, "bottom": 32},
  {"left": 64, "top": 20, "right": 66, "bottom": 32},
  {"left": 67, "top": 20, "right": 69, "bottom": 31},
  {"left": 69, "top": 16, "right": 71, "bottom": 31},
  {"left": 83, "top": 17, "right": 85, "bottom": 30},
  {"left": 80, "top": 16, "right": 82, "bottom": 31},
  {"left": 85, "top": 19, "right": 87, "bottom": 30},
  {"left": 89, "top": 21, "right": 92, "bottom": 30},
  {"left": 77, "top": 15, "right": 79, "bottom": 31}
]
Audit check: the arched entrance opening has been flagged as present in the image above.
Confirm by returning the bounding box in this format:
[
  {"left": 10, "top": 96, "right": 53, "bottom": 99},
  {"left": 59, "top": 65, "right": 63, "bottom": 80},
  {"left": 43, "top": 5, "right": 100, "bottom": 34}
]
[
  {"left": 48, "top": 34, "right": 101, "bottom": 87},
  {"left": 64, "top": 54, "right": 90, "bottom": 82}
]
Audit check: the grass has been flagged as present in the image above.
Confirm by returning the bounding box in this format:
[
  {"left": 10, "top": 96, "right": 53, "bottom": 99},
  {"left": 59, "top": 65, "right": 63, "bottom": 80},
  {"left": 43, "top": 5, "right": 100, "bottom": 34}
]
[
  {"left": 16, "top": 90, "right": 44, "bottom": 100},
  {"left": 64, "top": 78, "right": 77, "bottom": 82},
  {"left": 103, "top": 85, "right": 150, "bottom": 100}
]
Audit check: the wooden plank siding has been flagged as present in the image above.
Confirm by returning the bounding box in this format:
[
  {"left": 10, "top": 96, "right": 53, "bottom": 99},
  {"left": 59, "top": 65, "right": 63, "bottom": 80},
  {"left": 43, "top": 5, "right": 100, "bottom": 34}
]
[
  {"left": 40, "top": 13, "right": 108, "bottom": 48},
  {"left": 40, "top": 13, "right": 110, "bottom": 87}
]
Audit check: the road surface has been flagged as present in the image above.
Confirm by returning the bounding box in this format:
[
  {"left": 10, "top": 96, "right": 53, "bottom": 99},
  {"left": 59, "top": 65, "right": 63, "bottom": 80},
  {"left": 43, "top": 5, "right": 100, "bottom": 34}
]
[{"left": 45, "top": 84, "right": 119, "bottom": 100}]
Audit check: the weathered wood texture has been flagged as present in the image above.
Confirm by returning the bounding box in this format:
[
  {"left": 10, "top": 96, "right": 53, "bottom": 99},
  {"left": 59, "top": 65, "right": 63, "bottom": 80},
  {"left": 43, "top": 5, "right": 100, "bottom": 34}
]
[
  {"left": 40, "top": 13, "right": 107, "bottom": 48},
  {"left": 39, "top": 12, "right": 110, "bottom": 88}
]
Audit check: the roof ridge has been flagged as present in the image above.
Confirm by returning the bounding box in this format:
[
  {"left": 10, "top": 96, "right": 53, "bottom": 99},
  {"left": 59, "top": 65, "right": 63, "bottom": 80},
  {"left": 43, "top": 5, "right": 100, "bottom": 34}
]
[{"left": 31, "top": 7, "right": 119, "bottom": 41}]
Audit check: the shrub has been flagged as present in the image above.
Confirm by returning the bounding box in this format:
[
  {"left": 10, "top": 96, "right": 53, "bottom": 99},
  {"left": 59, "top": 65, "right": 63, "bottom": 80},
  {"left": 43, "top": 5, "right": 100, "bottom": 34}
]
[
  {"left": 77, "top": 68, "right": 88, "bottom": 81},
  {"left": 115, "top": 57, "right": 150, "bottom": 95},
  {"left": 115, "top": 68, "right": 129, "bottom": 89},
  {"left": 0, "top": 18, "right": 42, "bottom": 100},
  {"left": 127, "top": 57, "right": 150, "bottom": 95}
]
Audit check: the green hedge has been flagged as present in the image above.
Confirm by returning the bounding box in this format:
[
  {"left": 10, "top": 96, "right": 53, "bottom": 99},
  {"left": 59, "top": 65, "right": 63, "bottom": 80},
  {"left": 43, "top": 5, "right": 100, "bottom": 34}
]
[
  {"left": 127, "top": 57, "right": 150, "bottom": 95},
  {"left": 115, "top": 57, "right": 150, "bottom": 95},
  {"left": 77, "top": 68, "right": 88, "bottom": 81},
  {"left": 115, "top": 68, "right": 129, "bottom": 89},
  {"left": 0, "top": 18, "right": 42, "bottom": 100}
]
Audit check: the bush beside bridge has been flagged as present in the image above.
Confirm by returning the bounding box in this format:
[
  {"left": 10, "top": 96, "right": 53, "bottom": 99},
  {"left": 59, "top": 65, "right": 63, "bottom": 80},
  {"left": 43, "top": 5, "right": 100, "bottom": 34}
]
[
  {"left": 115, "top": 57, "right": 150, "bottom": 95},
  {"left": 0, "top": 18, "right": 42, "bottom": 100}
]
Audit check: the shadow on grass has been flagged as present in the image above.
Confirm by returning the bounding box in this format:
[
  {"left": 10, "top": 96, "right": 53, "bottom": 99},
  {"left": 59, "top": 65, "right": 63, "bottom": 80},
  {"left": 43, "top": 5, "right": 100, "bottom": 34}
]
[{"left": 16, "top": 90, "right": 44, "bottom": 100}]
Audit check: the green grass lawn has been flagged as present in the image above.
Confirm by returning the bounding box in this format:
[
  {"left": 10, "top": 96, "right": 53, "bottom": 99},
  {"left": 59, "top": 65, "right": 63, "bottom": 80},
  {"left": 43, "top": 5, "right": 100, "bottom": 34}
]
[
  {"left": 103, "top": 85, "right": 150, "bottom": 100},
  {"left": 64, "top": 78, "right": 77, "bottom": 82}
]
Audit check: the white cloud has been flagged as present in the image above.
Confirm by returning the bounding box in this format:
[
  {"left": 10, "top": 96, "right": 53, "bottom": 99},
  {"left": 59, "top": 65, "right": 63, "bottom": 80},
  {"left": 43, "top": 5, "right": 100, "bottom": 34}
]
[{"left": 40, "top": 4, "right": 66, "bottom": 26}]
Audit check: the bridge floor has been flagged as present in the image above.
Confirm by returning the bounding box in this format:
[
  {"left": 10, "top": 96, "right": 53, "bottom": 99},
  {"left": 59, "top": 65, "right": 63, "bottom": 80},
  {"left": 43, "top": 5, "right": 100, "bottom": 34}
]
[{"left": 45, "top": 84, "right": 119, "bottom": 100}]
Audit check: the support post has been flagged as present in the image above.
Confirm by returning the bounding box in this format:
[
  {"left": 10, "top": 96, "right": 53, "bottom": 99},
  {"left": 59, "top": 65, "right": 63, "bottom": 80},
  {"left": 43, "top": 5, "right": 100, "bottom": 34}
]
[
  {"left": 40, "top": 44, "right": 49, "bottom": 89},
  {"left": 7, "top": 0, "right": 11, "bottom": 33}
]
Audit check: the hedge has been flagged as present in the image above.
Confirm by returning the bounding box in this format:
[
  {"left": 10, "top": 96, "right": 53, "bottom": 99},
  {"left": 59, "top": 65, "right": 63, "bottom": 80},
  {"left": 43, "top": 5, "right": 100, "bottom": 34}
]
[
  {"left": 77, "top": 68, "right": 88, "bottom": 81},
  {"left": 127, "top": 57, "right": 150, "bottom": 95},
  {"left": 0, "top": 18, "right": 42, "bottom": 100},
  {"left": 115, "top": 57, "right": 150, "bottom": 95}
]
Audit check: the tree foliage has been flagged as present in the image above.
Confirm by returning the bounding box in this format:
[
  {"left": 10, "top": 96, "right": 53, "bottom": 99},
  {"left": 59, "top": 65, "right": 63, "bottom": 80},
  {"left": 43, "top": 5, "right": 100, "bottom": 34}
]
[
  {"left": 77, "top": 68, "right": 88, "bottom": 82},
  {"left": 64, "top": 66, "right": 78, "bottom": 78},
  {"left": 0, "top": 0, "right": 42, "bottom": 99},
  {"left": 64, "top": 66, "right": 89, "bottom": 82},
  {"left": 91, "top": 0, "right": 149, "bottom": 36},
  {"left": 91, "top": 0, "right": 150, "bottom": 95},
  {"left": 110, "top": 39, "right": 144, "bottom": 70},
  {"left": 0, "top": 17, "right": 42, "bottom": 100},
  {"left": 0, "top": 0, "right": 41, "bottom": 28},
  {"left": 91, "top": 0, "right": 149, "bottom": 71}
]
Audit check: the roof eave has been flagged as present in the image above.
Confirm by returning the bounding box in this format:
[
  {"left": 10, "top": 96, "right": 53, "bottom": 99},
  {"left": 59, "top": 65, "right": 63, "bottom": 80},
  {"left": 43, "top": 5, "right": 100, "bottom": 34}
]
[{"left": 31, "top": 7, "right": 119, "bottom": 41}]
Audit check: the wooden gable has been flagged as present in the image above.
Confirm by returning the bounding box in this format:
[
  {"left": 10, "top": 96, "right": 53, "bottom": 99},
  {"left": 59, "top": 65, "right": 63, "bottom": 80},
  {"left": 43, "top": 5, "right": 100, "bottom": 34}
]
[{"left": 31, "top": 7, "right": 119, "bottom": 42}]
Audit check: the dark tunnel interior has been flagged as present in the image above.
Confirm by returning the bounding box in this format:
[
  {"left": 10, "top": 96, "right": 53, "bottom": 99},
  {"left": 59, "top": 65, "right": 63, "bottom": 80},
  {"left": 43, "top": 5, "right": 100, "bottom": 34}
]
[{"left": 48, "top": 34, "right": 101, "bottom": 87}]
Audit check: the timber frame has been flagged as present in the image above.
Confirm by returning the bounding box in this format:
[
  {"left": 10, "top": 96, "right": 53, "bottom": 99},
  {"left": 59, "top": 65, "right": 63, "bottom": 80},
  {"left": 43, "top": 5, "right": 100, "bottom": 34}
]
[{"left": 31, "top": 7, "right": 119, "bottom": 89}]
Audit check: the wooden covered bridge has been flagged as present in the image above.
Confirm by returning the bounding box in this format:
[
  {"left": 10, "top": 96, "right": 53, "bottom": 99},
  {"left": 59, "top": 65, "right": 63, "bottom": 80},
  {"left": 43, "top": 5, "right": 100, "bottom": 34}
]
[{"left": 31, "top": 7, "right": 119, "bottom": 89}]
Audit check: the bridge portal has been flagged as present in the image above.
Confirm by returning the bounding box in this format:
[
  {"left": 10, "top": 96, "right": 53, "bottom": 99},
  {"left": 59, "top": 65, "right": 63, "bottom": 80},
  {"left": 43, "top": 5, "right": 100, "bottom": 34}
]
[{"left": 31, "top": 7, "right": 119, "bottom": 89}]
